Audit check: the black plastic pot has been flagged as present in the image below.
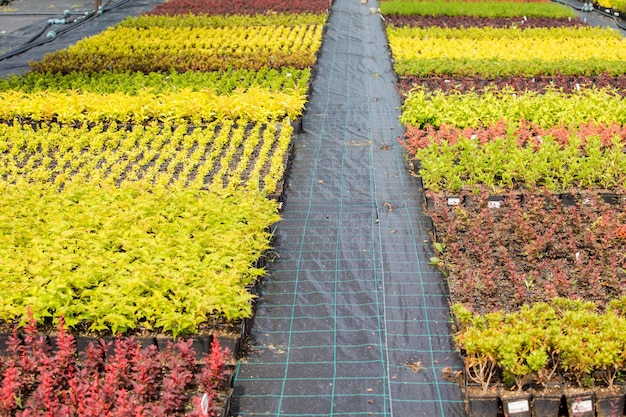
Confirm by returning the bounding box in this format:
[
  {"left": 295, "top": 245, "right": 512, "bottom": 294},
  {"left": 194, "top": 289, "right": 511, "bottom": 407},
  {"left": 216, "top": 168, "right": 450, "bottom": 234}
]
[
  {"left": 467, "top": 395, "right": 499, "bottom": 417},
  {"left": 501, "top": 392, "right": 531, "bottom": 417},
  {"left": 595, "top": 388, "right": 625, "bottom": 417},
  {"left": 466, "top": 385, "right": 500, "bottom": 417},
  {"left": 531, "top": 389, "right": 562, "bottom": 417},
  {"left": 564, "top": 389, "right": 594, "bottom": 417}
]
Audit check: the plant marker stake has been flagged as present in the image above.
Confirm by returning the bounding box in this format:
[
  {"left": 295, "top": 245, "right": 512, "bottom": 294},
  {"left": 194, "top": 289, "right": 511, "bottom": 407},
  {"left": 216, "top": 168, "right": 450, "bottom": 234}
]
[{"left": 201, "top": 393, "right": 209, "bottom": 415}]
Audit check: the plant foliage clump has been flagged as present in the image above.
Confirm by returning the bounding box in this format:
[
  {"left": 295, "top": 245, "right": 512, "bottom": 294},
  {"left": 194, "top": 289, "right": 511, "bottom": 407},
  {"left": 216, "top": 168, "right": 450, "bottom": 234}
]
[
  {"left": 388, "top": 26, "right": 626, "bottom": 77},
  {"left": 0, "top": 315, "right": 233, "bottom": 416},
  {"left": 0, "top": 183, "right": 280, "bottom": 337},
  {"left": 404, "top": 120, "right": 626, "bottom": 193},
  {"left": 379, "top": 0, "right": 577, "bottom": 17},
  {"left": 430, "top": 193, "right": 626, "bottom": 314},
  {"left": 145, "top": 0, "right": 330, "bottom": 16},
  {"left": 29, "top": 23, "right": 324, "bottom": 74}
]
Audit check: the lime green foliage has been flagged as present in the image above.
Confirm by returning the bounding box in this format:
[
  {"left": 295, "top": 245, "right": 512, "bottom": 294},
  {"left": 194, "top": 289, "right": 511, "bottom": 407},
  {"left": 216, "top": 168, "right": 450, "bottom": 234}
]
[
  {"left": 380, "top": 0, "right": 577, "bottom": 17},
  {"left": 118, "top": 13, "right": 326, "bottom": 28},
  {"left": 0, "top": 68, "right": 310, "bottom": 95},
  {"left": 454, "top": 299, "right": 626, "bottom": 389},
  {"left": 0, "top": 122, "right": 293, "bottom": 195},
  {"left": 0, "top": 183, "right": 280, "bottom": 337},
  {"left": 401, "top": 87, "right": 626, "bottom": 129},
  {"left": 415, "top": 131, "right": 626, "bottom": 193}
]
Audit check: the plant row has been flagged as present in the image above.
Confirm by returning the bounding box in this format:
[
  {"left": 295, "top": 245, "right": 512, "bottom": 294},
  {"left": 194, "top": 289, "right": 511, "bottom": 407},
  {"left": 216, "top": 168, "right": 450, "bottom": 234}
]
[
  {"left": 384, "top": 14, "right": 587, "bottom": 29},
  {"left": 29, "top": 24, "right": 323, "bottom": 74},
  {"left": 428, "top": 192, "right": 626, "bottom": 315},
  {"left": 0, "top": 183, "right": 280, "bottom": 336},
  {"left": 396, "top": 74, "right": 626, "bottom": 96},
  {"left": 379, "top": 0, "right": 576, "bottom": 17},
  {"left": 119, "top": 13, "right": 326, "bottom": 28},
  {"left": 0, "top": 121, "right": 293, "bottom": 195},
  {"left": 400, "top": 87, "right": 626, "bottom": 129},
  {"left": 0, "top": 316, "right": 232, "bottom": 416},
  {"left": 0, "top": 67, "right": 310, "bottom": 95},
  {"left": 388, "top": 26, "right": 626, "bottom": 77},
  {"left": 406, "top": 121, "right": 626, "bottom": 192},
  {"left": 454, "top": 299, "right": 626, "bottom": 392},
  {"left": 145, "top": 0, "right": 330, "bottom": 16},
  {"left": 0, "top": 88, "right": 305, "bottom": 124}
]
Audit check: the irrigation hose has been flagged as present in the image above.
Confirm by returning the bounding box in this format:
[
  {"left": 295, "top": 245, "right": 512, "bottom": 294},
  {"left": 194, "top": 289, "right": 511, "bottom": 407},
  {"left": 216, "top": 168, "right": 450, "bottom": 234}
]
[{"left": 0, "top": 0, "right": 128, "bottom": 63}]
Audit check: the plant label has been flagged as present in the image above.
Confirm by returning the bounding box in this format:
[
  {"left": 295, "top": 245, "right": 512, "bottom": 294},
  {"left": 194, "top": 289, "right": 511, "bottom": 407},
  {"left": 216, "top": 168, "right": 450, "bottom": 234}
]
[
  {"left": 447, "top": 197, "right": 461, "bottom": 206},
  {"left": 487, "top": 200, "right": 501, "bottom": 209},
  {"left": 507, "top": 400, "right": 529, "bottom": 414},
  {"left": 200, "top": 392, "right": 209, "bottom": 415},
  {"left": 571, "top": 399, "right": 593, "bottom": 413}
]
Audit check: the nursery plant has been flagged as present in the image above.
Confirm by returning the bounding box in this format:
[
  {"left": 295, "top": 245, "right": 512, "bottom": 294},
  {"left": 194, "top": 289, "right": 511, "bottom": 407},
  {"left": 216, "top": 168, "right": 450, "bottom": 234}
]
[
  {"left": 428, "top": 192, "right": 626, "bottom": 313},
  {"left": 0, "top": 183, "right": 280, "bottom": 336},
  {"left": 388, "top": 26, "right": 626, "bottom": 77},
  {"left": 145, "top": 0, "right": 330, "bottom": 16},
  {"left": 0, "top": 314, "right": 233, "bottom": 416},
  {"left": 379, "top": 0, "right": 577, "bottom": 18},
  {"left": 400, "top": 86, "right": 626, "bottom": 128},
  {"left": 29, "top": 22, "right": 324, "bottom": 74}
]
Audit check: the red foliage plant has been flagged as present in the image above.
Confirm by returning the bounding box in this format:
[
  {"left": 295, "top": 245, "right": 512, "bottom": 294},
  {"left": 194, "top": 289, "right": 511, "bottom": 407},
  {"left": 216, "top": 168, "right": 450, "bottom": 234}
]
[
  {"left": 385, "top": 15, "right": 586, "bottom": 29},
  {"left": 0, "top": 315, "right": 233, "bottom": 417},
  {"left": 146, "top": 0, "right": 330, "bottom": 16},
  {"left": 397, "top": 74, "right": 626, "bottom": 97},
  {"left": 428, "top": 191, "right": 626, "bottom": 315},
  {"left": 401, "top": 120, "right": 626, "bottom": 155}
]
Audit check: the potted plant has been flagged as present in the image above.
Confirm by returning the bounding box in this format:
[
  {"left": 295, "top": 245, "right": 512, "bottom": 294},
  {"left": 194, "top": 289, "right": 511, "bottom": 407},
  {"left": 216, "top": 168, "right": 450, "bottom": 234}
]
[
  {"left": 554, "top": 304, "right": 599, "bottom": 417},
  {"left": 517, "top": 303, "right": 564, "bottom": 417},
  {"left": 453, "top": 304, "right": 503, "bottom": 417},
  {"left": 593, "top": 308, "right": 626, "bottom": 417},
  {"left": 498, "top": 305, "right": 554, "bottom": 417}
]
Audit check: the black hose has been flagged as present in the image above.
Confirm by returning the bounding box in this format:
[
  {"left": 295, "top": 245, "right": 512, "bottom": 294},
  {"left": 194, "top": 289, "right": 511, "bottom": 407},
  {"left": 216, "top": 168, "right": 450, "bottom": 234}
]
[{"left": 0, "top": 0, "right": 129, "bottom": 63}]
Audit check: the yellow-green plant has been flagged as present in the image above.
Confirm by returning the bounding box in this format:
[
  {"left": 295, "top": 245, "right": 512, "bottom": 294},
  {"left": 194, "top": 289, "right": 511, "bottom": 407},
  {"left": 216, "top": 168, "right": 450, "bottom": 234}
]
[
  {"left": 380, "top": 0, "right": 577, "bottom": 17},
  {"left": 401, "top": 87, "right": 626, "bottom": 129},
  {"left": 388, "top": 26, "right": 626, "bottom": 77},
  {"left": 0, "top": 183, "right": 280, "bottom": 337}
]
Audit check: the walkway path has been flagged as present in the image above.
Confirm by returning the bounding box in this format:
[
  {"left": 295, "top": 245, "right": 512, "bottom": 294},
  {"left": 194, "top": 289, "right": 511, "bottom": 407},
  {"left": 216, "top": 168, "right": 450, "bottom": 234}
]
[{"left": 232, "top": 0, "right": 465, "bottom": 415}]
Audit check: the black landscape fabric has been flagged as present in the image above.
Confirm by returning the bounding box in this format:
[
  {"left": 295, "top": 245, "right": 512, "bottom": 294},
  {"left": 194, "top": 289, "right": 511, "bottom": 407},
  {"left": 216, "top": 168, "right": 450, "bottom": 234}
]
[{"left": 232, "top": 0, "right": 466, "bottom": 415}]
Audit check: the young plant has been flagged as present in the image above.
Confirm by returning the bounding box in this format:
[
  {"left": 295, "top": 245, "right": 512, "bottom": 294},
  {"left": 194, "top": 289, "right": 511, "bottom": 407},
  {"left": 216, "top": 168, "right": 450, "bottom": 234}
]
[{"left": 453, "top": 304, "right": 504, "bottom": 391}]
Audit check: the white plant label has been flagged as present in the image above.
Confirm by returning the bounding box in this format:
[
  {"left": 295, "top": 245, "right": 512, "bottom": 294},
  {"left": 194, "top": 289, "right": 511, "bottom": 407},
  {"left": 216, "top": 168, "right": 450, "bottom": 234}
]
[
  {"left": 507, "top": 400, "right": 530, "bottom": 413},
  {"left": 447, "top": 197, "right": 461, "bottom": 206},
  {"left": 487, "top": 200, "right": 501, "bottom": 209},
  {"left": 200, "top": 393, "right": 209, "bottom": 415},
  {"left": 571, "top": 399, "right": 593, "bottom": 413}
]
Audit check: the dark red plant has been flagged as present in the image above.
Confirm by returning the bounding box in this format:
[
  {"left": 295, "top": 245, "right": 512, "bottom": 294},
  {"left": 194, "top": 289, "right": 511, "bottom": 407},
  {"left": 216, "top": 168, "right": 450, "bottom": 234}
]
[
  {"left": 429, "top": 191, "right": 626, "bottom": 314},
  {"left": 385, "top": 15, "right": 587, "bottom": 29},
  {"left": 146, "top": 0, "right": 329, "bottom": 16},
  {"left": 0, "top": 319, "right": 234, "bottom": 417}
]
